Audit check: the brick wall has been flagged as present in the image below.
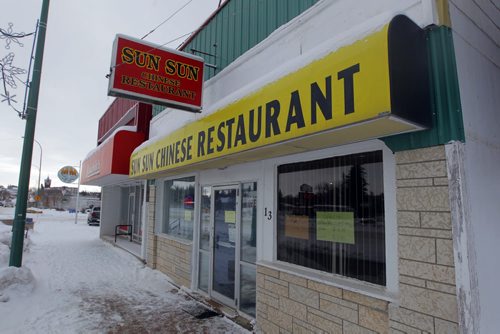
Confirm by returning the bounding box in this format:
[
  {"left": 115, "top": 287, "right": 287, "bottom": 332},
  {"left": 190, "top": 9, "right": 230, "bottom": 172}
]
[
  {"left": 256, "top": 146, "right": 459, "bottom": 334},
  {"left": 145, "top": 184, "right": 192, "bottom": 288}
]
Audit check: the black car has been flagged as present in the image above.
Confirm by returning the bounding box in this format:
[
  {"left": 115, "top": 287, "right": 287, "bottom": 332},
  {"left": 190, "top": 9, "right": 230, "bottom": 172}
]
[{"left": 87, "top": 207, "right": 100, "bottom": 226}]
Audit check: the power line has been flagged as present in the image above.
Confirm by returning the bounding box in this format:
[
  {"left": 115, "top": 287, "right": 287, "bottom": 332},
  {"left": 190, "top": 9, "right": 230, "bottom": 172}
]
[
  {"left": 141, "top": 0, "right": 194, "bottom": 40},
  {"left": 107, "top": 0, "right": 212, "bottom": 77},
  {"left": 161, "top": 30, "right": 194, "bottom": 49}
]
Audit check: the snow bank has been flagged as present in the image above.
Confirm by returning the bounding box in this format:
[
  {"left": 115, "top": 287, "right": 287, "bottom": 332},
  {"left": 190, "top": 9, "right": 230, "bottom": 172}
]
[
  {"left": 0, "top": 210, "right": 35, "bottom": 302},
  {"left": 0, "top": 220, "right": 30, "bottom": 252},
  {"left": 0, "top": 266, "right": 35, "bottom": 302},
  {"left": 0, "top": 224, "right": 12, "bottom": 266},
  {"left": 0, "top": 223, "right": 11, "bottom": 247},
  {"left": 0, "top": 243, "right": 9, "bottom": 266}
]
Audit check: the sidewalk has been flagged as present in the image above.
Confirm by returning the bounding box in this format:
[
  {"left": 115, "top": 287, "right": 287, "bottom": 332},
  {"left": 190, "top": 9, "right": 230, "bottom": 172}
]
[{"left": 0, "top": 208, "right": 250, "bottom": 333}]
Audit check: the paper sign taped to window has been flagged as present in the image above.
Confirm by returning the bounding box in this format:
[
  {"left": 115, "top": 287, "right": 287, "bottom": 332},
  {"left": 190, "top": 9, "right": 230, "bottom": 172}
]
[
  {"left": 184, "top": 210, "right": 193, "bottom": 221},
  {"left": 285, "top": 215, "right": 309, "bottom": 239},
  {"left": 316, "top": 211, "right": 355, "bottom": 244},
  {"left": 225, "top": 210, "right": 236, "bottom": 224}
]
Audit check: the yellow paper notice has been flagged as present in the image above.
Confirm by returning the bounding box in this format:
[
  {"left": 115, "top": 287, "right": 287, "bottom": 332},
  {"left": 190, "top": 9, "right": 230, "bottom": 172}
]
[{"left": 225, "top": 210, "right": 236, "bottom": 224}]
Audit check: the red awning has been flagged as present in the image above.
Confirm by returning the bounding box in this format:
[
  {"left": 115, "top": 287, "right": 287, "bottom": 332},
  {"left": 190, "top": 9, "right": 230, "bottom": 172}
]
[{"left": 81, "top": 129, "right": 145, "bottom": 186}]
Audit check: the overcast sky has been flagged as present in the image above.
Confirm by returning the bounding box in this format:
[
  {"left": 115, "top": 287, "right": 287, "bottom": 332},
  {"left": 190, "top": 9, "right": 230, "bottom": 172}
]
[{"left": 0, "top": 0, "right": 220, "bottom": 192}]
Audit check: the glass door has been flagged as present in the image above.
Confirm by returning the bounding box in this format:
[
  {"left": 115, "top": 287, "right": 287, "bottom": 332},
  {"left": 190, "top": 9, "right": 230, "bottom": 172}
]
[
  {"left": 211, "top": 185, "right": 239, "bottom": 306},
  {"left": 197, "top": 182, "right": 257, "bottom": 316}
]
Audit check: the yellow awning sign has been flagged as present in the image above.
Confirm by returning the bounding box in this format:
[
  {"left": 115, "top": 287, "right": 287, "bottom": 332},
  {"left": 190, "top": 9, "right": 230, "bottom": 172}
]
[{"left": 130, "top": 15, "right": 430, "bottom": 178}]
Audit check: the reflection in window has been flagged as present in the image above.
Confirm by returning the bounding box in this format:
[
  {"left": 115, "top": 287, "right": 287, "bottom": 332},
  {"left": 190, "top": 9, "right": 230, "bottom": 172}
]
[
  {"left": 239, "top": 182, "right": 257, "bottom": 317},
  {"left": 240, "top": 264, "right": 256, "bottom": 317},
  {"left": 241, "top": 182, "right": 257, "bottom": 264},
  {"left": 198, "top": 186, "right": 211, "bottom": 293},
  {"left": 277, "top": 151, "right": 386, "bottom": 285},
  {"left": 162, "top": 176, "right": 195, "bottom": 240},
  {"left": 200, "top": 186, "right": 211, "bottom": 251},
  {"left": 198, "top": 252, "right": 209, "bottom": 293}
]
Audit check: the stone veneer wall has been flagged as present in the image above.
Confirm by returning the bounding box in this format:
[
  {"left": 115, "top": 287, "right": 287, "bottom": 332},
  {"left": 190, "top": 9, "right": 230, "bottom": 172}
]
[
  {"left": 391, "top": 146, "right": 459, "bottom": 333},
  {"left": 256, "top": 146, "right": 460, "bottom": 334},
  {"left": 146, "top": 184, "right": 192, "bottom": 288}
]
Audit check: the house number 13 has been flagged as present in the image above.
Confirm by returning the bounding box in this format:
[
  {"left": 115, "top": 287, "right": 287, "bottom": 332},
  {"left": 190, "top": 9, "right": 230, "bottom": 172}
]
[{"left": 264, "top": 208, "right": 272, "bottom": 221}]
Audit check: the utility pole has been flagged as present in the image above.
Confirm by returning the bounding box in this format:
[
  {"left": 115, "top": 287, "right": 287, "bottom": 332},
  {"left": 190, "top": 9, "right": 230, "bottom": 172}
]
[{"left": 10, "top": 0, "right": 50, "bottom": 267}]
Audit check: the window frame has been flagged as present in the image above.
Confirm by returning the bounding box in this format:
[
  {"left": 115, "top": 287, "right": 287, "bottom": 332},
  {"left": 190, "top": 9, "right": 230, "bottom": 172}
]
[
  {"left": 154, "top": 172, "right": 198, "bottom": 243},
  {"left": 276, "top": 150, "right": 386, "bottom": 285},
  {"left": 263, "top": 140, "right": 398, "bottom": 297}
]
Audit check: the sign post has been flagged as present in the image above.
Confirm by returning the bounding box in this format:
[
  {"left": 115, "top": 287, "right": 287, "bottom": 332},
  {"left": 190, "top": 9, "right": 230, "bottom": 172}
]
[{"left": 74, "top": 161, "right": 81, "bottom": 224}]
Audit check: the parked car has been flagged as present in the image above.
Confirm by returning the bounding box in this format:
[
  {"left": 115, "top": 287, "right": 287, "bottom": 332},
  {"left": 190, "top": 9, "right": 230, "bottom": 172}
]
[{"left": 87, "top": 206, "right": 100, "bottom": 226}]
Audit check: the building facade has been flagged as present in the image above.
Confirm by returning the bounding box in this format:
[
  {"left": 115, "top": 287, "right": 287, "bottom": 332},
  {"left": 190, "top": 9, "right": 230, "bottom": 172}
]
[
  {"left": 97, "top": 0, "right": 498, "bottom": 333},
  {"left": 81, "top": 98, "right": 152, "bottom": 257}
]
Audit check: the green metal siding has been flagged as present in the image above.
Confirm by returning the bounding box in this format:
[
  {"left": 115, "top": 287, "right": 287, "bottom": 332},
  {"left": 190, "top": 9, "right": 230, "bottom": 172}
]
[
  {"left": 382, "top": 26, "right": 465, "bottom": 151},
  {"left": 184, "top": 0, "right": 318, "bottom": 80},
  {"left": 152, "top": 104, "right": 165, "bottom": 117},
  {"left": 153, "top": 0, "right": 319, "bottom": 117}
]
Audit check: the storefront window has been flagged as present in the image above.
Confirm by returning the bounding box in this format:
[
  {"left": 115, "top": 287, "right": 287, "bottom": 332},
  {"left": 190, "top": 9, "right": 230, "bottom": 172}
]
[
  {"left": 239, "top": 264, "right": 256, "bottom": 317},
  {"left": 162, "top": 176, "right": 195, "bottom": 240},
  {"left": 277, "top": 151, "right": 386, "bottom": 285},
  {"left": 240, "top": 182, "right": 257, "bottom": 317},
  {"left": 198, "top": 186, "right": 211, "bottom": 293},
  {"left": 198, "top": 252, "right": 210, "bottom": 293},
  {"left": 199, "top": 186, "right": 211, "bottom": 250},
  {"left": 241, "top": 182, "right": 257, "bottom": 263}
]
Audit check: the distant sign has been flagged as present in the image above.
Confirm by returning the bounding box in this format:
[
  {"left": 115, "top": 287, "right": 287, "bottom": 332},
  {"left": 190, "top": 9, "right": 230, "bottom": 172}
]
[
  {"left": 108, "top": 34, "right": 204, "bottom": 112},
  {"left": 57, "top": 166, "right": 79, "bottom": 183}
]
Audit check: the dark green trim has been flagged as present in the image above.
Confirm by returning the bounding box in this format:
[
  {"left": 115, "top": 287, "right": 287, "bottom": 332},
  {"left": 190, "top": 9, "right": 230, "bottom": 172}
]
[{"left": 382, "top": 25, "right": 464, "bottom": 152}]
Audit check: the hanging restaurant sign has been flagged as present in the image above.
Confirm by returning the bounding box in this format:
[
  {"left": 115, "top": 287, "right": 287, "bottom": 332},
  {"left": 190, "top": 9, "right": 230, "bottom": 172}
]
[
  {"left": 129, "top": 15, "right": 431, "bottom": 178},
  {"left": 108, "top": 34, "right": 204, "bottom": 112}
]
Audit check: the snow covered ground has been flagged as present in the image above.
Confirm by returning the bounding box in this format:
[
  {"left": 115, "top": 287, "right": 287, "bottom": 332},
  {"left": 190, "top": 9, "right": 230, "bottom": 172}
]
[{"left": 0, "top": 208, "right": 249, "bottom": 333}]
